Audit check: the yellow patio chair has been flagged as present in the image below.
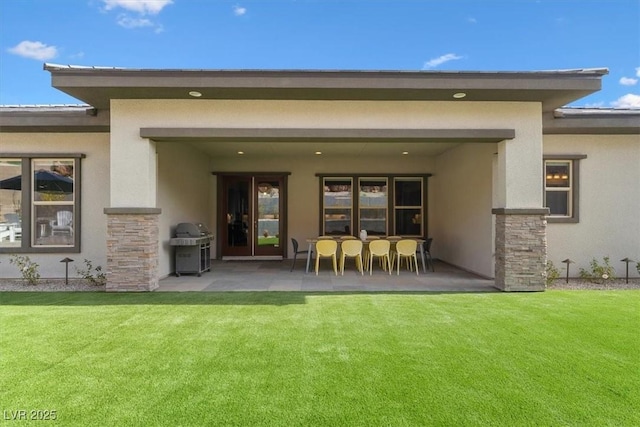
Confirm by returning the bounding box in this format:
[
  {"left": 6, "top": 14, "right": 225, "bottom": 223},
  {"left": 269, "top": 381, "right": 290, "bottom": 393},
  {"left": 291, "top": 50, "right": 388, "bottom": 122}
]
[
  {"left": 315, "top": 239, "right": 338, "bottom": 276},
  {"left": 394, "top": 239, "right": 419, "bottom": 275},
  {"left": 340, "top": 239, "right": 363, "bottom": 275},
  {"left": 367, "top": 239, "right": 391, "bottom": 275}
]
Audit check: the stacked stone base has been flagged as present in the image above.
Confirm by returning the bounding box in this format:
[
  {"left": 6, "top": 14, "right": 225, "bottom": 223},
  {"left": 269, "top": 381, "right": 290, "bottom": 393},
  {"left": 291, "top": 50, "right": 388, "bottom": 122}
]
[
  {"left": 104, "top": 208, "right": 161, "bottom": 292},
  {"left": 493, "top": 208, "right": 549, "bottom": 292}
]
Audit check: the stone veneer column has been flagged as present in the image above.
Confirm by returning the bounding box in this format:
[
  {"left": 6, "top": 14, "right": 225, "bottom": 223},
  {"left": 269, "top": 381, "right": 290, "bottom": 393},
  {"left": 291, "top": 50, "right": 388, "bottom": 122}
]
[
  {"left": 104, "top": 208, "right": 161, "bottom": 292},
  {"left": 492, "top": 208, "right": 549, "bottom": 292}
]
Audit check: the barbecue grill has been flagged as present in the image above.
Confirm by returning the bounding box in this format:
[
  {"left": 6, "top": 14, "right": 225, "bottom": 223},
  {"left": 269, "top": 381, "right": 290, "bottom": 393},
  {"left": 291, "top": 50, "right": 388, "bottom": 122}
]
[{"left": 170, "top": 223, "right": 214, "bottom": 276}]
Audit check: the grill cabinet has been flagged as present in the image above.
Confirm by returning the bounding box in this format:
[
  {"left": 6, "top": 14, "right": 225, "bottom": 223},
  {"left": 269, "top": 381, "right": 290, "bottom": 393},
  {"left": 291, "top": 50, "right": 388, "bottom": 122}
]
[{"left": 170, "top": 223, "right": 214, "bottom": 277}]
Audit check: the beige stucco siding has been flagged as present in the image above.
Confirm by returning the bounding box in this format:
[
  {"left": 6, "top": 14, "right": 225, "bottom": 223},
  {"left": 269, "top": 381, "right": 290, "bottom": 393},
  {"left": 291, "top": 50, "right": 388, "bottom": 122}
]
[
  {"left": 432, "top": 143, "right": 496, "bottom": 278},
  {"left": 156, "top": 142, "right": 212, "bottom": 277},
  {"left": 0, "top": 132, "right": 110, "bottom": 278},
  {"left": 110, "top": 99, "right": 541, "bottom": 279},
  {"left": 544, "top": 134, "right": 640, "bottom": 278}
]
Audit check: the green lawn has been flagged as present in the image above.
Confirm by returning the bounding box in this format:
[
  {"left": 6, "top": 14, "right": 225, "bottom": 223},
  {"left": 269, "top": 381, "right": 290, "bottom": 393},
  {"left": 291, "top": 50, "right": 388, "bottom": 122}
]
[{"left": 1, "top": 291, "right": 638, "bottom": 426}]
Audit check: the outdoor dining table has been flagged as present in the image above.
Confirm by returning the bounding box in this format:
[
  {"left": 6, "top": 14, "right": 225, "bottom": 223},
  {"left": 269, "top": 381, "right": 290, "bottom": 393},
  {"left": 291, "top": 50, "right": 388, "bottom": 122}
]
[{"left": 305, "top": 237, "right": 427, "bottom": 274}]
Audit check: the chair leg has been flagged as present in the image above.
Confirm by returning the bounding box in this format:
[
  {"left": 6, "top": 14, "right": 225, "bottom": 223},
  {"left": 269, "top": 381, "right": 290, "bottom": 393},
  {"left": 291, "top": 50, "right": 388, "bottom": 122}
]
[
  {"left": 340, "top": 253, "right": 345, "bottom": 275},
  {"left": 413, "top": 255, "right": 419, "bottom": 275},
  {"left": 332, "top": 255, "right": 338, "bottom": 276},
  {"left": 290, "top": 253, "right": 297, "bottom": 272},
  {"left": 427, "top": 253, "right": 435, "bottom": 272},
  {"left": 315, "top": 255, "right": 320, "bottom": 275}
]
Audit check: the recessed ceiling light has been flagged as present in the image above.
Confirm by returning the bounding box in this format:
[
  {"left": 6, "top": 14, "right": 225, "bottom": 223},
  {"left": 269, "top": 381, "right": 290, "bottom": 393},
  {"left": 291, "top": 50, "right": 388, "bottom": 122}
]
[
  {"left": 189, "top": 91, "right": 202, "bottom": 97},
  {"left": 237, "top": 151, "right": 244, "bottom": 155},
  {"left": 402, "top": 151, "right": 409, "bottom": 155},
  {"left": 453, "top": 92, "right": 466, "bottom": 99},
  {"left": 315, "top": 151, "right": 322, "bottom": 155}
]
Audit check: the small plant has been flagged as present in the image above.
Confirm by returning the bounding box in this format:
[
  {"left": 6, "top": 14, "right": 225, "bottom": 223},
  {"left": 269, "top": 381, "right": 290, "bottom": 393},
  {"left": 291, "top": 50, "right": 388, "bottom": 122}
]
[
  {"left": 9, "top": 254, "right": 40, "bottom": 285},
  {"left": 637, "top": 261, "right": 640, "bottom": 275},
  {"left": 75, "top": 259, "right": 106, "bottom": 286},
  {"left": 545, "top": 260, "right": 560, "bottom": 287},
  {"left": 579, "top": 256, "right": 616, "bottom": 284}
]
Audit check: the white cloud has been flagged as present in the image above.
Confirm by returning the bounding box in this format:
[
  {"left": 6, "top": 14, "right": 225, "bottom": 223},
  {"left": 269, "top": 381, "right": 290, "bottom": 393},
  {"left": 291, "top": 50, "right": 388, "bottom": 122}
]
[
  {"left": 8, "top": 40, "right": 58, "bottom": 60},
  {"left": 423, "top": 53, "right": 463, "bottom": 69},
  {"left": 102, "top": 0, "right": 173, "bottom": 15},
  {"left": 117, "top": 14, "right": 154, "bottom": 28},
  {"left": 467, "top": 17, "right": 477, "bottom": 24},
  {"left": 234, "top": 5, "right": 247, "bottom": 16},
  {"left": 636, "top": 67, "right": 640, "bottom": 78},
  {"left": 619, "top": 77, "right": 638, "bottom": 86},
  {"left": 611, "top": 93, "right": 640, "bottom": 108}
]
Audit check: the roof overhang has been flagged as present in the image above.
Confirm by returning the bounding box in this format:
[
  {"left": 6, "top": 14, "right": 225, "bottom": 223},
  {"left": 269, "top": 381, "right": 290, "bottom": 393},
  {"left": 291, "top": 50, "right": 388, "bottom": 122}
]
[
  {"left": 44, "top": 64, "right": 607, "bottom": 112},
  {"left": 543, "top": 108, "right": 640, "bottom": 135},
  {"left": 0, "top": 106, "right": 110, "bottom": 133}
]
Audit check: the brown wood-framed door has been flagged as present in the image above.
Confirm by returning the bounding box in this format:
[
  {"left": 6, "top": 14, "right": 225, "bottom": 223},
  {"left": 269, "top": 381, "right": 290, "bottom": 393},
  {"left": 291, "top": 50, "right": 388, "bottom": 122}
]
[{"left": 219, "top": 174, "right": 286, "bottom": 258}]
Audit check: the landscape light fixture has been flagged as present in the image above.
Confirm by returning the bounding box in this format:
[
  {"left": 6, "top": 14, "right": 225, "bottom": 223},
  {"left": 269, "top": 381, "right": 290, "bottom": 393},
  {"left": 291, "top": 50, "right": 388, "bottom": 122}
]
[
  {"left": 60, "top": 257, "right": 74, "bottom": 285},
  {"left": 621, "top": 257, "right": 635, "bottom": 284},
  {"left": 561, "top": 259, "right": 574, "bottom": 283}
]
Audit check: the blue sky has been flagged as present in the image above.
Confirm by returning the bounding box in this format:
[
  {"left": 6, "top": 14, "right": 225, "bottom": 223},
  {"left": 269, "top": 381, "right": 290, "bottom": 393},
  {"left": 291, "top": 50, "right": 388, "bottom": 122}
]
[{"left": 1, "top": 0, "right": 638, "bottom": 108}]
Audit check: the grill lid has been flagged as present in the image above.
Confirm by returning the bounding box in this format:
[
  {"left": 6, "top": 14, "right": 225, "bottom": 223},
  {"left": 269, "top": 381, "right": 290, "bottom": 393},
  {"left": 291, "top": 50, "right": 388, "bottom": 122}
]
[{"left": 175, "top": 222, "right": 210, "bottom": 238}]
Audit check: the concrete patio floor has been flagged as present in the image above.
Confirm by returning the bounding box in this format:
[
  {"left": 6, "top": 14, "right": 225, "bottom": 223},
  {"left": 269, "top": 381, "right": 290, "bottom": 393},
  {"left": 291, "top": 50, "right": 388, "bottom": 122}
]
[{"left": 157, "top": 259, "right": 497, "bottom": 292}]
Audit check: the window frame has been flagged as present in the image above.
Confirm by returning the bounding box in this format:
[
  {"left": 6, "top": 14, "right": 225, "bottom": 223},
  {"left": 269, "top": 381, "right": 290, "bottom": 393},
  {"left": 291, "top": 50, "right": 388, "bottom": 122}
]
[
  {"left": 318, "top": 173, "right": 430, "bottom": 237},
  {"left": 0, "top": 154, "right": 83, "bottom": 253},
  {"left": 543, "top": 154, "right": 586, "bottom": 224}
]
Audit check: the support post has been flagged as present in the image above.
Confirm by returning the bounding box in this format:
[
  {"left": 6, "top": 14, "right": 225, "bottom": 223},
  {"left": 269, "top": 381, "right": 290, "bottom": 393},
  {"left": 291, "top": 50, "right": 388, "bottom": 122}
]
[
  {"left": 104, "top": 208, "right": 161, "bottom": 292},
  {"left": 493, "top": 208, "right": 549, "bottom": 292}
]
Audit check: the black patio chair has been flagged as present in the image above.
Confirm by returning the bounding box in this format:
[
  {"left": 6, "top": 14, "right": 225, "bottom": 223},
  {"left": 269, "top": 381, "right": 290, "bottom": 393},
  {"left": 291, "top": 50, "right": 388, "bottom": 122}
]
[
  {"left": 424, "top": 237, "right": 434, "bottom": 272},
  {"left": 290, "top": 238, "right": 312, "bottom": 272}
]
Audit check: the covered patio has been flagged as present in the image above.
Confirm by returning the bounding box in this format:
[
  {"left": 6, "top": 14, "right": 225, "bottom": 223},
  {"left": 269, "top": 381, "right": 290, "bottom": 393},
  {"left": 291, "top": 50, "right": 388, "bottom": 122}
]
[{"left": 157, "top": 259, "right": 496, "bottom": 292}]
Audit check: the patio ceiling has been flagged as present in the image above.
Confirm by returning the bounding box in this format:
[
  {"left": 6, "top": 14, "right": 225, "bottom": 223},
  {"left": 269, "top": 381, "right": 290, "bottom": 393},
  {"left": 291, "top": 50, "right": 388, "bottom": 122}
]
[{"left": 181, "top": 140, "right": 463, "bottom": 158}]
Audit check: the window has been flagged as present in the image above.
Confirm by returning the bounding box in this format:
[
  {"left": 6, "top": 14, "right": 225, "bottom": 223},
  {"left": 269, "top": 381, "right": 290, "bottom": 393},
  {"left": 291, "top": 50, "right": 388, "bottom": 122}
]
[
  {"left": 319, "top": 174, "right": 428, "bottom": 236},
  {"left": 0, "top": 155, "right": 82, "bottom": 252},
  {"left": 543, "top": 155, "right": 586, "bottom": 223},
  {"left": 359, "top": 178, "right": 387, "bottom": 236},
  {"left": 0, "top": 159, "right": 22, "bottom": 248},
  {"left": 394, "top": 178, "right": 423, "bottom": 236},
  {"left": 323, "top": 178, "right": 353, "bottom": 235}
]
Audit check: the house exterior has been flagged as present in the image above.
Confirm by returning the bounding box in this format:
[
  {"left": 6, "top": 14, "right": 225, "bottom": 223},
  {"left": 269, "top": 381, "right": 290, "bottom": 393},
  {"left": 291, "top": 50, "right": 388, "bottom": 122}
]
[{"left": 1, "top": 64, "right": 638, "bottom": 291}]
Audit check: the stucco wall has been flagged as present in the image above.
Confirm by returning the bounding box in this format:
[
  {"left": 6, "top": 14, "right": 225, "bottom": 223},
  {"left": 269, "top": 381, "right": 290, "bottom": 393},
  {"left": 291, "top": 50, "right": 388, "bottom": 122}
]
[
  {"left": 544, "top": 134, "right": 640, "bottom": 278},
  {"left": 0, "top": 132, "right": 110, "bottom": 278},
  {"left": 156, "top": 142, "right": 212, "bottom": 278},
  {"left": 109, "top": 99, "right": 542, "bottom": 279},
  {"left": 432, "top": 143, "right": 496, "bottom": 278},
  {"left": 207, "top": 154, "right": 437, "bottom": 261}
]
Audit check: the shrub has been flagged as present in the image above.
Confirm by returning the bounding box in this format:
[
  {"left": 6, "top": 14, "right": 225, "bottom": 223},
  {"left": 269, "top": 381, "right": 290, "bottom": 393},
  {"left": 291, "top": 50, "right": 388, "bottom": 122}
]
[
  {"left": 75, "top": 259, "right": 107, "bottom": 286},
  {"left": 545, "top": 260, "right": 560, "bottom": 287},
  {"left": 579, "top": 256, "right": 616, "bottom": 284},
  {"left": 9, "top": 255, "right": 40, "bottom": 285}
]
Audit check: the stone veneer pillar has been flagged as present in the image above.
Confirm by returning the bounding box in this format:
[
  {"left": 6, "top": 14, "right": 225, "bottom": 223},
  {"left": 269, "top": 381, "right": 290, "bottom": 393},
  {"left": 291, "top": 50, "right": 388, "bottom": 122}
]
[
  {"left": 492, "top": 208, "right": 549, "bottom": 292},
  {"left": 104, "top": 208, "right": 161, "bottom": 292}
]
